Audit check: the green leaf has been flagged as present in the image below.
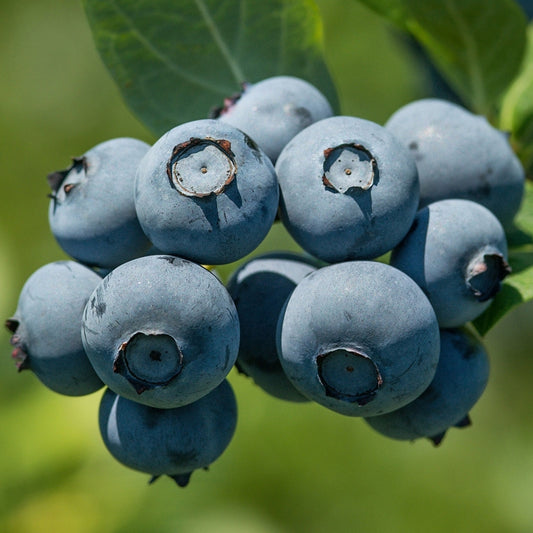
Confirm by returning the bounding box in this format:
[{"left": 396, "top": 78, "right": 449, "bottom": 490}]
[
  {"left": 83, "top": 0, "right": 338, "bottom": 136},
  {"left": 506, "top": 176, "right": 533, "bottom": 250},
  {"left": 473, "top": 180, "right": 533, "bottom": 336},
  {"left": 501, "top": 24, "right": 533, "bottom": 177},
  {"left": 357, "top": 0, "right": 528, "bottom": 114},
  {"left": 354, "top": 0, "right": 408, "bottom": 24}
]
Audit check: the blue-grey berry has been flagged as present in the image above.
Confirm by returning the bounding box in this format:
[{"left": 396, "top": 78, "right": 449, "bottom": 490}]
[
  {"left": 390, "top": 199, "right": 511, "bottom": 328},
  {"left": 134, "top": 119, "right": 279, "bottom": 265},
  {"left": 365, "top": 328, "right": 490, "bottom": 445},
  {"left": 215, "top": 76, "right": 333, "bottom": 163},
  {"left": 81, "top": 255, "right": 240, "bottom": 408},
  {"left": 227, "top": 252, "right": 318, "bottom": 402},
  {"left": 385, "top": 98, "right": 525, "bottom": 228},
  {"left": 277, "top": 261, "right": 440, "bottom": 417},
  {"left": 98, "top": 379, "right": 237, "bottom": 487},
  {"left": 48, "top": 137, "right": 152, "bottom": 268},
  {"left": 275, "top": 116, "right": 420, "bottom": 263},
  {"left": 6, "top": 261, "right": 104, "bottom": 396}
]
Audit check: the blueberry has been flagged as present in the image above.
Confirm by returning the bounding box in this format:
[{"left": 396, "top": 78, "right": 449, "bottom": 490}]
[
  {"left": 385, "top": 98, "right": 525, "bottom": 228},
  {"left": 6, "top": 261, "right": 104, "bottom": 396},
  {"left": 98, "top": 379, "right": 237, "bottom": 487},
  {"left": 365, "top": 328, "right": 490, "bottom": 445},
  {"left": 277, "top": 261, "right": 440, "bottom": 417},
  {"left": 81, "top": 255, "right": 240, "bottom": 408},
  {"left": 48, "top": 137, "right": 152, "bottom": 268},
  {"left": 214, "top": 76, "right": 333, "bottom": 163},
  {"left": 227, "top": 252, "right": 318, "bottom": 402},
  {"left": 390, "top": 198, "right": 511, "bottom": 328},
  {"left": 134, "top": 119, "right": 279, "bottom": 265},
  {"left": 275, "top": 116, "right": 420, "bottom": 263}
]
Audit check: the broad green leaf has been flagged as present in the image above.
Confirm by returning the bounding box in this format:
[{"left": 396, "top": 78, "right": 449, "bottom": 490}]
[
  {"left": 357, "top": 0, "right": 528, "bottom": 114},
  {"left": 354, "top": 0, "right": 408, "bottom": 24},
  {"left": 506, "top": 175, "right": 533, "bottom": 249},
  {"left": 473, "top": 180, "right": 533, "bottom": 336},
  {"left": 83, "top": 0, "right": 338, "bottom": 136},
  {"left": 501, "top": 25, "right": 533, "bottom": 177}
]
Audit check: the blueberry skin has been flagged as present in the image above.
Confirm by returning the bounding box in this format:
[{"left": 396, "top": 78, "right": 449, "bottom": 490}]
[
  {"left": 98, "top": 379, "right": 237, "bottom": 487},
  {"left": 385, "top": 98, "right": 525, "bottom": 228},
  {"left": 365, "top": 328, "right": 490, "bottom": 445},
  {"left": 390, "top": 199, "right": 511, "bottom": 328},
  {"left": 134, "top": 119, "right": 279, "bottom": 265},
  {"left": 216, "top": 76, "right": 333, "bottom": 163},
  {"left": 277, "top": 261, "right": 440, "bottom": 417},
  {"left": 275, "top": 116, "right": 420, "bottom": 263},
  {"left": 6, "top": 261, "right": 104, "bottom": 396},
  {"left": 81, "top": 255, "right": 240, "bottom": 408},
  {"left": 227, "top": 252, "right": 318, "bottom": 402},
  {"left": 48, "top": 138, "right": 152, "bottom": 269}
]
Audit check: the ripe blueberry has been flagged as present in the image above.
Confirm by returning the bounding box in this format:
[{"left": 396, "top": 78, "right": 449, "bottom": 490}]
[
  {"left": 227, "top": 252, "right": 318, "bottom": 402},
  {"left": 134, "top": 119, "right": 279, "bottom": 265},
  {"left": 365, "top": 328, "right": 490, "bottom": 445},
  {"left": 81, "top": 255, "right": 240, "bottom": 408},
  {"left": 214, "top": 76, "right": 333, "bottom": 163},
  {"left": 277, "top": 261, "right": 440, "bottom": 416},
  {"left": 385, "top": 98, "right": 525, "bottom": 228},
  {"left": 98, "top": 379, "right": 237, "bottom": 487},
  {"left": 6, "top": 261, "right": 104, "bottom": 396},
  {"left": 275, "top": 115, "right": 420, "bottom": 263},
  {"left": 48, "top": 137, "right": 152, "bottom": 268},
  {"left": 390, "top": 199, "right": 511, "bottom": 328}
]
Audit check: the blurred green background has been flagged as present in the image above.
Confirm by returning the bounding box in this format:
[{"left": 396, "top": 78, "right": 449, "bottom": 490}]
[{"left": 2, "top": 1, "right": 533, "bottom": 532}]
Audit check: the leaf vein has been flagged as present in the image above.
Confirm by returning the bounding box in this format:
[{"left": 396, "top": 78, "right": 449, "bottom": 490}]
[
  {"left": 194, "top": 0, "right": 246, "bottom": 83},
  {"left": 107, "top": 0, "right": 222, "bottom": 93}
]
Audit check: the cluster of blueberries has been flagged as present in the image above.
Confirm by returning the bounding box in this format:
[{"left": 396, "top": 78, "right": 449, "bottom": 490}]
[{"left": 5, "top": 76, "right": 525, "bottom": 486}]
